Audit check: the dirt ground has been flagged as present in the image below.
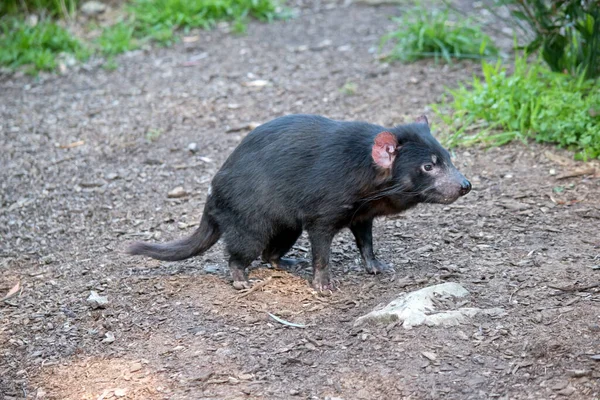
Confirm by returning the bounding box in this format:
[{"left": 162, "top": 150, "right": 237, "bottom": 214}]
[{"left": 1, "top": 2, "right": 599, "bottom": 399}]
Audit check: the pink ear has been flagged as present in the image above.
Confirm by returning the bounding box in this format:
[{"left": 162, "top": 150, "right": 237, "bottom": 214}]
[
  {"left": 416, "top": 115, "right": 429, "bottom": 126},
  {"left": 372, "top": 131, "right": 398, "bottom": 169}
]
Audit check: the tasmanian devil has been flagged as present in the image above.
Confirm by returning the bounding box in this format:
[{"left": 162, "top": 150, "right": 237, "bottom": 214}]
[{"left": 127, "top": 114, "right": 471, "bottom": 291}]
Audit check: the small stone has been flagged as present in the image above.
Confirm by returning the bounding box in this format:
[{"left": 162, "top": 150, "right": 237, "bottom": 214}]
[
  {"left": 26, "top": 14, "right": 39, "bottom": 27},
  {"left": 40, "top": 255, "right": 55, "bottom": 264},
  {"left": 187, "top": 143, "right": 198, "bottom": 153},
  {"left": 314, "top": 39, "right": 332, "bottom": 50},
  {"left": 105, "top": 172, "right": 120, "bottom": 180},
  {"left": 567, "top": 369, "right": 590, "bottom": 378},
  {"left": 549, "top": 168, "right": 557, "bottom": 176},
  {"left": 36, "top": 388, "right": 46, "bottom": 398},
  {"left": 114, "top": 388, "right": 127, "bottom": 397},
  {"left": 557, "top": 386, "right": 576, "bottom": 396},
  {"left": 102, "top": 331, "right": 115, "bottom": 344},
  {"left": 421, "top": 351, "right": 437, "bottom": 361},
  {"left": 238, "top": 373, "right": 253, "bottom": 380},
  {"left": 87, "top": 291, "right": 109, "bottom": 309},
  {"left": 243, "top": 80, "right": 269, "bottom": 88},
  {"left": 167, "top": 187, "right": 187, "bottom": 198},
  {"left": 289, "top": 389, "right": 300, "bottom": 396},
  {"left": 80, "top": 1, "right": 106, "bottom": 16},
  {"left": 456, "top": 331, "right": 469, "bottom": 340},
  {"left": 305, "top": 343, "right": 316, "bottom": 351},
  {"left": 130, "top": 363, "right": 143, "bottom": 373},
  {"left": 80, "top": 180, "right": 107, "bottom": 188},
  {"left": 551, "top": 380, "right": 569, "bottom": 390}
]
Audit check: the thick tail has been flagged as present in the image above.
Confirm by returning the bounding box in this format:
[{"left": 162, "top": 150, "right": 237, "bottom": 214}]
[{"left": 127, "top": 214, "right": 220, "bottom": 261}]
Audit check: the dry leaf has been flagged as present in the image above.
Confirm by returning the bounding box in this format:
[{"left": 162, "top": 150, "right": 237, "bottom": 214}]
[
  {"left": 556, "top": 167, "right": 596, "bottom": 180},
  {"left": 183, "top": 36, "right": 200, "bottom": 43},
  {"left": 544, "top": 151, "right": 573, "bottom": 166},
  {"left": 59, "top": 140, "right": 85, "bottom": 149},
  {"left": 1, "top": 281, "right": 21, "bottom": 302}
]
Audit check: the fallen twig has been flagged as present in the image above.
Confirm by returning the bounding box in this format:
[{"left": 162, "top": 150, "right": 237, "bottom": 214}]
[
  {"left": 59, "top": 140, "right": 85, "bottom": 149},
  {"left": 267, "top": 312, "right": 306, "bottom": 328},
  {"left": 556, "top": 167, "right": 596, "bottom": 180},
  {"left": 548, "top": 283, "right": 600, "bottom": 293},
  {"left": 1, "top": 281, "right": 21, "bottom": 303},
  {"left": 509, "top": 280, "right": 528, "bottom": 303},
  {"left": 236, "top": 277, "right": 274, "bottom": 300}
]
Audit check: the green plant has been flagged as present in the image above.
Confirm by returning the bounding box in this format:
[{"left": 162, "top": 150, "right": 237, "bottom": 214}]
[
  {"left": 0, "top": 0, "right": 79, "bottom": 19},
  {"left": 0, "top": 0, "right": 284, "bottom": 73},
  {"left": 102, "top": 58, "right": 119, "bottom": 71},
  {"left": 434, "top": 53, "right": 600, "bottom": 160},
  {"left": 490, "top": 0, "right": 599, "bottom": 79},
  {"left": 380, "top": 8, "right": 499, "bottom": 63},
  {"left": 0, "top": 18, "right": 88, "bottom": 73},
  {"left": 129, "top": 0, "right": 281, "bottom": 44},
  {"left": 340, "top": 81, "right": 357, "bottom": 95},
  {"left": 145, "top": 128, "right": 163, "bottom": 142},
  {"left": 96, "top": 22, "right": 139, "bottom": 56}
]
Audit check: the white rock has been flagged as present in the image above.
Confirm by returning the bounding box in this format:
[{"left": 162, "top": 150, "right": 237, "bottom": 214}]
[
  {"left": 167, "top": 186, "right": 187, "bottom": 198},
  {"left": 87, "top": 290, "right": 109, "bottom": 309},
  {"left": 354, "top": 282, "right": 505, "bottom": 329},
  {"left": 187, "top": 142, "right": 198, "bottom": 153},
  {"left": 80, "top": 1, "right": 106, "bottom": 16},
  {"left": 102, "top": 331, "right": 115, "bottom": 343}
]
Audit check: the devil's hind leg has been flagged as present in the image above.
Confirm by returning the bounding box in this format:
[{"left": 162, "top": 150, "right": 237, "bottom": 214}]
[{"left": 261, "top": 227, "right": 308, "bottom": 270}]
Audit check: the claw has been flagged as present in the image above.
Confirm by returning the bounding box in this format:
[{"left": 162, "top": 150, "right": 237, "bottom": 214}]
[
  {"left": 365, "top": 259, "right": 393, "bottom": 275},
  {"left": 233, "top": 280, "right": 252, "bottom": 290},
  {"left": 311, "top": 270, "right": 337, "bottom": 292}
]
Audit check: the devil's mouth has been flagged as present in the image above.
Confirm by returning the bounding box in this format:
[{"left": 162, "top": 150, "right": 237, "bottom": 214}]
[{"left": 422, "top": 192, "right": 461, "bottom": 204}]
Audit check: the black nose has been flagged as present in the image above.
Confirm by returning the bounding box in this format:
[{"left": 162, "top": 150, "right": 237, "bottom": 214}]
[{"left": 459, "top": 179, "right": 471, "bottom": 196}]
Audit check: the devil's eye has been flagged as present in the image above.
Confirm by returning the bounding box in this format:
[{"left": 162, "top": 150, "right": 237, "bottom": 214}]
[{"left": 423, "top": 164, "right": 433, "bottom": 172}]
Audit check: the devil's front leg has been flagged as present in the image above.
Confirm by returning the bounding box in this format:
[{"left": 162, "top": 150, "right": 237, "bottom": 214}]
[{"left": 350, "top": 218, "right": 391, "bottom": 274}]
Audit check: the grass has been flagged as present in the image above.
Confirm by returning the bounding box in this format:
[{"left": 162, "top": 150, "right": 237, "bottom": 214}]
[
  {"left": 0, "top": 0, "right": 283, "bottom": 74},
  {"left": 434, "top": 54, "right": 600, "bottom": 160},
  {"left": 96, "top": 22, "right": 139, "bottom": 56},
  {"left": 1, "top": 0, "right": 79, "bottom": 19},
  {"left": 381, "top": 8, "right": 499, "bottom": 63},
  {"left": 129, "top": 0, "right": 281, "bottom": 44},
  {"left": 0, "top": 18, "right": 89, "bottom": 74}
]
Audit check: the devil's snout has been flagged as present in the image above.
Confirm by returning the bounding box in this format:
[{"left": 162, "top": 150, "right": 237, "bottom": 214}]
[{"left": 459, "top": 179, "right": 471, "bottom": 196}]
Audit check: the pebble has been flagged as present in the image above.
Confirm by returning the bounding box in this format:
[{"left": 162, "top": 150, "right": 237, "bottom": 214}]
[
  {"left": 102, "top": 332, "right": 115, "bottom": 344},
  {"left": 87, "top": 291, "right": 109, "bottom": 309},
  {"left": 567, "top": 369, "right": 590, "bottom": 377},
  {"left": 422, "top": 351, "right": 437, "bottom": 361},
  {"left": 187, "top": 143, "right": 198, "bottom": 153},
  {"left": 167, "top": 187, "right": 187, "bottom": 198},
  {"left": 80, "top": 1, "right": 106, "bottom": 16},
  {"left": 557, "top": 386, "right": 576, "bottom": 396},
  {"left": 40, "top": 255, "right": 55, "bottom": 264},
  {"left": 551, "top": 380, "right": 569, "bottom": 390},
  {"left": 130, "top": 363, "right": 143, "bottom": 373}
]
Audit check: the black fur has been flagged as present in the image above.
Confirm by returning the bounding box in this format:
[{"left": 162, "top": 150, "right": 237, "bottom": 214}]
[{"left": 127, "top": 114, "right": 471, "bottom": 290}]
